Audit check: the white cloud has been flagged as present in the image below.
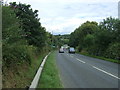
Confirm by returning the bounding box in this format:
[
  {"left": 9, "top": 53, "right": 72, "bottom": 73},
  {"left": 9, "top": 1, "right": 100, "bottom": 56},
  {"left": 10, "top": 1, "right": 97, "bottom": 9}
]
[
  {"left": 7, "top": 0, "right": 119, "bottom": 34},
  {"left": 8, "top": 0, "right": 119, "bottom": 3}
]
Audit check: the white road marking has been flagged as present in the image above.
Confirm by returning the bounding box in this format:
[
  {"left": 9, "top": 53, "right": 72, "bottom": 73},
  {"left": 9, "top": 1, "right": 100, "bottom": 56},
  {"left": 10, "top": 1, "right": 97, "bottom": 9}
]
[
  {"left": 66, "top": 53, "right": 119, "bottom": 80},
  {"left": 92, "top": 66, "right": 120, "bottom": 80},
  {"left": 76, "top": 58, "right": 86, "bottom": 63}
]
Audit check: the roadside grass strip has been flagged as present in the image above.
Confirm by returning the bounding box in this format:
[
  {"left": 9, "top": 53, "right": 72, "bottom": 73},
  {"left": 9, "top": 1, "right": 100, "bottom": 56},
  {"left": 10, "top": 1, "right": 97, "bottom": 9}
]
[
  {"left": 37, "top": 51, "right": 63, "bottom": 88},
  {"left": 29, "top": 53, "right": 50, "bottom": 89}
]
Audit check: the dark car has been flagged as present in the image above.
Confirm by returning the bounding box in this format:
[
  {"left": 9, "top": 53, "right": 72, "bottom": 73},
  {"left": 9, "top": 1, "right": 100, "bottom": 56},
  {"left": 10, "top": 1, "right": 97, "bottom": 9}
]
[
  {"left": 59, "top": 48, "right": 64, "bottom": 53},
  {"left": 69, "top": 47, "right": 75, "bottom": 53}
]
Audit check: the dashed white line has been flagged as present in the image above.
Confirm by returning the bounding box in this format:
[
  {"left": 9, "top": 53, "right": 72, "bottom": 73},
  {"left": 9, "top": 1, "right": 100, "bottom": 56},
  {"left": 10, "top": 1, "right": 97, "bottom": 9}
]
[
  {"left": 66, "top": 53, "right": 119, "bottom": 80},
  {"left": 92, "top": 66, "right": 120, "bottom": 80},
  {"left": 68, "top": 54, "right": 86, "bottom": 63},
  {"left": 76, "top": 58, "right": 86, "bottom": 63}
]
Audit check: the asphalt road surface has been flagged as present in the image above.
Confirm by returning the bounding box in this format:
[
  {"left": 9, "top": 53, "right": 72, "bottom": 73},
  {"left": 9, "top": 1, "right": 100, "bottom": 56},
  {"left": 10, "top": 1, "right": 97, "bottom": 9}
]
[{"left": 56, "top": 51, "right": 119, "bottom": 88}]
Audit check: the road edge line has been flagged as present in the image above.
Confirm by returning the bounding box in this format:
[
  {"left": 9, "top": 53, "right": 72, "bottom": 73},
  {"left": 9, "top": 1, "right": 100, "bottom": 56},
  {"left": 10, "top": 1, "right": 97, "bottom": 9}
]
[{"left": 29, "top": 52, "right": 51, "bottom": 90}]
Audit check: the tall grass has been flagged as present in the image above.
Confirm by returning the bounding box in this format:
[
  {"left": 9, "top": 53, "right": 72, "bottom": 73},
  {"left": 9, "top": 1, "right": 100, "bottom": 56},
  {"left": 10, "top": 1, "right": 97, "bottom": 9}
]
[{"left": 2, "top": 47, "right": 48, "bottom": 88}]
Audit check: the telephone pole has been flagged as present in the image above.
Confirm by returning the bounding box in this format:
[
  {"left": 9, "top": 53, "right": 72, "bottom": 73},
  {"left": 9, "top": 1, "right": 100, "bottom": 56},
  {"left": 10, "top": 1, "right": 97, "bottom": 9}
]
[{"left": 118, "top": 1, "right": 120, "bottom": 19}]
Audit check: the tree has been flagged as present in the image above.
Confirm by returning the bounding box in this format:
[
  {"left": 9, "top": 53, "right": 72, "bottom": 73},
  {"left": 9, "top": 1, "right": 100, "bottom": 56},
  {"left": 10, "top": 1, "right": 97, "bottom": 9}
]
[
  {"left": 114, "top": 19, "right": 120, "bottom": 42},
  {"left": 93, "top": 30, "right": 113, "bottom": 56},
  {"left": 105, "top": 43, "right": 120, "bottom": 59},
  {"left": 2, "top": 6, "right": 31, "bottom": 66},
  {"left": 10, "top": 2, "right": 47, "bottom": 48},
  {"left": 99, "top": 17, "right": 117, "bottom": 31},
  {"left": 69, "top": 21, "right": 99, "bottom": 51}
]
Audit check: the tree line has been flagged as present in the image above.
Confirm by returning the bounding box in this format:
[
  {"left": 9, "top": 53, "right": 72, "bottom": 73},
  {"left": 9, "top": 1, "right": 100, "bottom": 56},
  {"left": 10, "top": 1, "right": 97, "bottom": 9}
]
[
  {"left": 3, "top": 2, "right": 53, "bottom": 67},
  {"left": 69, "top": 17, "right": 120, "bottom": 60}
]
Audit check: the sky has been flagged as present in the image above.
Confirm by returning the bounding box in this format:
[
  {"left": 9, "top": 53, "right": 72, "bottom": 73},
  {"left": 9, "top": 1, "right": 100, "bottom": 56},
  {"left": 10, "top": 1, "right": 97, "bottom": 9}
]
[{"left": 6, "top": 0, "right": 119, "bottom": 35}]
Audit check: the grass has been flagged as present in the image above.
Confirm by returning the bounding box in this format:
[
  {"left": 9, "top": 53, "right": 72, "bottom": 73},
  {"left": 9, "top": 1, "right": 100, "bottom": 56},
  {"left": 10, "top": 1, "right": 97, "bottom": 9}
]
[
  {"left": 37, "top": 51, "right": 63, "bottom": 88},
  {"left": 79, "top": 52, "right": 120, "bottom": 64},
  {"left": 2, "top": 52, "right": 48, "bottom": 88}
]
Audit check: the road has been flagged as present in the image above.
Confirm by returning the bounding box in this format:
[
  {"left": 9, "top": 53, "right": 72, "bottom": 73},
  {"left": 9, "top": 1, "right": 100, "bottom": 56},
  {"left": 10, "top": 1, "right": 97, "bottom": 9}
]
[{"left": 56, "top": 51, "right": 119, "bottom": 88}]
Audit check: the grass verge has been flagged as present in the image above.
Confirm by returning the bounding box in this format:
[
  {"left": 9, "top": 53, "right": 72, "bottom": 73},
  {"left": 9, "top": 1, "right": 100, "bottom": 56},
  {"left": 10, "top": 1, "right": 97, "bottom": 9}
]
[
  {"left": 79, "top": 52, "right": 120, "bottom": 64},
  {"left": 2, "top": 52, "right": 47, "bottom": 88},
  {"left": 37, "top": 51, "right": 63, "bottom": 88}
]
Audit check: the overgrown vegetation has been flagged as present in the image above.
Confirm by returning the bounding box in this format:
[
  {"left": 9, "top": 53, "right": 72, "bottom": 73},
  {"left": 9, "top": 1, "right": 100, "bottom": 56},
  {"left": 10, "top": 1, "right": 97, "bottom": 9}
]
[
  {"left": 3, "top": 52, "right": 47, "bottom": 88},
  {"left": 69, "top": 17, "right": 120, "bottom": 61},
  {"left": 2, "top": 2, "right": 53, "bottom": 88},
  {"left": 37, "top": 51, "right": 63, "bottom": 88}
]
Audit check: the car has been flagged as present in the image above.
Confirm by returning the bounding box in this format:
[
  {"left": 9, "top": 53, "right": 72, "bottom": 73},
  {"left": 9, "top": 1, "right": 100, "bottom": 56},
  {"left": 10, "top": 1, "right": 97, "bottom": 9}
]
[
  {"left": 69, "top": 47, "right": 75, "bottom": 53},
  {"left": 59, "top": 48, "right": 64, "bottom": 53}
]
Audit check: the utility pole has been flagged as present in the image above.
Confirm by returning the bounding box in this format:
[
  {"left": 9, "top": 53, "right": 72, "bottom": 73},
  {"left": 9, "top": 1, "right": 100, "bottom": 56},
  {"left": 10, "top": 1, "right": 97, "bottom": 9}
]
[
  {"left": 118, "top": 1, "right": 120, "bottom": 19},
  {"left": 0, "top": 0, "right": 2, "bottom": 89},
  {"left": 52, "top": 31, "right": 53, "bottom": 47}
]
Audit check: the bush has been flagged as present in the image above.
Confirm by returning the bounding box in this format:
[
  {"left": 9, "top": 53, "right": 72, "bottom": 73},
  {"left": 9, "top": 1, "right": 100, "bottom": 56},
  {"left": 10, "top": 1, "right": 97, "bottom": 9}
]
[
  {"left": 3, "top": 43, "right": 32, "bottom": 67},
  {"left": 105, "top": 43, "right": 120, "bottom": 60},
  {"left": 2, "top": 6, "right": 31, "bottom": 67}
]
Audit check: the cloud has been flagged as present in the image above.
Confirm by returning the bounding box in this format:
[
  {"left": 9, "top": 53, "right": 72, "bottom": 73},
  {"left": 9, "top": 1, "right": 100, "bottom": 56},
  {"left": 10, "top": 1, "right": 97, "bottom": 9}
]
[
  {"left": 40, "top": 2, "right": 118, "bottom": 34},
  {"left": 7, "top": 0, "right": 119, "bottom": 34},
  {"left": 9, "top": 0, "right": 118, "bottom": 3}
]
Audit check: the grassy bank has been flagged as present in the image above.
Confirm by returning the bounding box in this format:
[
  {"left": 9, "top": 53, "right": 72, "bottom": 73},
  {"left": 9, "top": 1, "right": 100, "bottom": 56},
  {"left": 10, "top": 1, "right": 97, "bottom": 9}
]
[
  {"left": 79, "top": 52, "right": 120, "bottom": 64},
  {"left": 2, "top": 52, "right": 47, "bottom": 88},
  {"left": 37, "top": 51, "right": 63, "bottom": 88}
]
